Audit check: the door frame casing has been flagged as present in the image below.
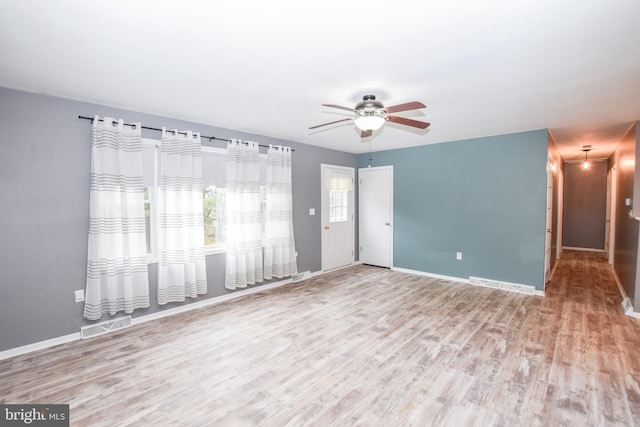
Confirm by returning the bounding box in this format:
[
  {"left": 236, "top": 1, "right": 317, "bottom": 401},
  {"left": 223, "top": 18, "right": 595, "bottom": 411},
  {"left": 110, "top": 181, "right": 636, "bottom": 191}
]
[
  {"left": 544, "top": 161, "right": 554, "bottom": 285},
  {"left": 607, "top": 166, "right": 617, "bottom": 264}
]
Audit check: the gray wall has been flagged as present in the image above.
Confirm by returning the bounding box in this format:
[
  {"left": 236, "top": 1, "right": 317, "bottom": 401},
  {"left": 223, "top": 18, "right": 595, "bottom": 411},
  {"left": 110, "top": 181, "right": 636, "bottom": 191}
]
[
  {"left": 562, "top": 161, "right": 608, "bottom": 250},
  {"left": 0, "top": 86, "right": 357, "bottom": 352},
  {"left": 357, "top": 129, "right": 548, "bottom": 289},
  {"left": 612, "top": 123, "right": 640, "bottom": 308}
]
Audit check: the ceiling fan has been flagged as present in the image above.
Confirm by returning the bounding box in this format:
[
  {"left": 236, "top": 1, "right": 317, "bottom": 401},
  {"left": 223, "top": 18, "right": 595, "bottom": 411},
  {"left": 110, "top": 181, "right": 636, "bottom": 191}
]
[{"left": 309, "top": 94, "right": 430, "bottom": 138}]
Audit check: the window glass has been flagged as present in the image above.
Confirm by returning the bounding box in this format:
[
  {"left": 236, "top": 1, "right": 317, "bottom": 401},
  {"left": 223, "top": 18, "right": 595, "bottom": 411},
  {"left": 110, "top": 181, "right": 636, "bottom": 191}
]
[
  {"left": 329, "top": 189, "right": 348, "bottom": 222},
  {"left": 142, "top": 141, "right": 268, "bottom": 260},
  {"left": 203, "top": 186, "right": 226, "bottom": 246},
  {"left": 328, "top": 170, "right": 351, "bottom": 223}
]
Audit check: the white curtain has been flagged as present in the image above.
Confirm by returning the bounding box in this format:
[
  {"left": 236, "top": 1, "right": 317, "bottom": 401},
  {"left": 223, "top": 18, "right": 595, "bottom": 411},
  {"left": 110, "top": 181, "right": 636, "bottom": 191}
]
[
  {"left": 84, "top": 117, "right": 150, "bottom": 320},
  {"left": 225, "top": 139, "right": 263, "bottom": 290},
  {"left": 264, "top": 145, "right": 298, "bottom": 279},
  {"left": 157, "top": 128, "right": 208, "bottom": 304}
]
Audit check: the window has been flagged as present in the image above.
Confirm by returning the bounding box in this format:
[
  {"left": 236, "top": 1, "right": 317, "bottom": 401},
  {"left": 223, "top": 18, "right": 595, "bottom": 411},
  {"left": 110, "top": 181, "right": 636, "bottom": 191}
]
[
  {"left": 329, "top": 190, "right": 348, "bottom": 223},
  {"left": 203, "top": 186, "right": 226, "bottom": 246},
  {"left": 142, "top": 140, "right": 267, "bottom": 261},
  {"left": 328, "top": 172, "right": 352, "bottom": 223}
]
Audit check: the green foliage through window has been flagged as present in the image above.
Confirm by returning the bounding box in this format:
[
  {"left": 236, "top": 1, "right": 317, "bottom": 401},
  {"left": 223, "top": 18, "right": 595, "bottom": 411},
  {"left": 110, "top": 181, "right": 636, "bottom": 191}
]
[{"left": 203, "top": 186, "right": 226, "bottom": 246}]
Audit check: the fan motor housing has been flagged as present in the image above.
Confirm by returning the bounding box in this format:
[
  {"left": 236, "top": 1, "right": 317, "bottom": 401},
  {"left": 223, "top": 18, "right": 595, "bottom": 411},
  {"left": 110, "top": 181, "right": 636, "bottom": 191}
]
[{"left": 356, "top": 95, "right": 386, "bottom": 115}]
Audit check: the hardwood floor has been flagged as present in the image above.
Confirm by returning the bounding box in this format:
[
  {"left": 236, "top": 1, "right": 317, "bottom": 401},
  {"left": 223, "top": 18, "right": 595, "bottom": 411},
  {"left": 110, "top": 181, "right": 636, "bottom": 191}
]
[{"left": 2, "top": 251, "right": 640, "bottom": 426}]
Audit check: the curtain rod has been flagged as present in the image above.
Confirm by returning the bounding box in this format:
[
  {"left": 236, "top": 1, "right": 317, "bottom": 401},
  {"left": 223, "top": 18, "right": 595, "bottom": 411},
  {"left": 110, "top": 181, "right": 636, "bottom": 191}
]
[{"left": 77, "top": 115, "right": 293, "bottom": 151}]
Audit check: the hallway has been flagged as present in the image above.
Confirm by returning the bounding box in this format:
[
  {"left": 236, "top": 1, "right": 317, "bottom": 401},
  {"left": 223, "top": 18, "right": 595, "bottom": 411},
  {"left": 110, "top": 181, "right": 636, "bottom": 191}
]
[{"left": 541, "top": 250, "right": 640, "bottom": 424}]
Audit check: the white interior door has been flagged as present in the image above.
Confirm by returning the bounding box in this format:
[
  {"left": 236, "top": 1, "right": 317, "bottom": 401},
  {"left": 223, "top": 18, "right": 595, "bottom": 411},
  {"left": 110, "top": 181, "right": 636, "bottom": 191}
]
[
  {"left": 544, "top": 164, "right": 553, "bottom": 283},
  {"left": 321, "top": 164, "right": 355, "bottom": 271},
  {"left": 557, "top": 168, "right": 564, "bottom": 260},
  {"left": 605, "top": 169, "right": 612, "bottom": 255},
  {"left": 359, "top": 166, "right": 393, "bottom": 268}
]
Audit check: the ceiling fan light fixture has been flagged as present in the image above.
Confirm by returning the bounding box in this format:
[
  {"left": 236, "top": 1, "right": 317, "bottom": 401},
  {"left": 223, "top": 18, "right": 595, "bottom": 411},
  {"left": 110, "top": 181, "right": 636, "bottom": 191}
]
[{"left": 354, "top": 115, "right": 385, "bottom": 132}]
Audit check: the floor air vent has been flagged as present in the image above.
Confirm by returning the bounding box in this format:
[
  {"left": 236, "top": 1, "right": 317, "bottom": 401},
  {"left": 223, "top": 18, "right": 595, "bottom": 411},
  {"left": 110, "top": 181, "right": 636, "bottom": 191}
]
[
  {"left": 468, "top": 276, "right": 535, "bottom": 295},
  {"left": 81, "top": 316, "right": 132, "bottom": 339}
]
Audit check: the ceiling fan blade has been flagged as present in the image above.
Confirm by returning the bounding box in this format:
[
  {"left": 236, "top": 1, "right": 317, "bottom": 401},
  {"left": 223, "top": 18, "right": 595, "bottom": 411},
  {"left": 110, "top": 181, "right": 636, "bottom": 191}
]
[
  {"left": 361, "top": 130, "right": 373, "bottom": 138},
  {"left": 387, "top": 115, "right": 431, "bottom": 129},
  {"left": 385, "top": 101, "right": 426, "bottom": 114},
  {"left": 321, "top": 103, "right": 355, "bottom": 112},
  {"left": 308, "top": 117, "right": 353, "bottom": 129}
]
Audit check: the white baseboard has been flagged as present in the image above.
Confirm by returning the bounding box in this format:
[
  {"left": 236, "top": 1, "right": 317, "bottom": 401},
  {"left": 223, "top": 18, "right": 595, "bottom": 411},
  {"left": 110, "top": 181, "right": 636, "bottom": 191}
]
[
  {"left": 0, "top": 333, "right": 81, "bottom": 361},
  {"left": 392, "top": 267, "right": 469, "bottom": 284},
  {"left": 0, "top": 271, "right": 317, "bottom": 362},
  {"left": 392, "top": 267, "right": 543, "bottom": 296},
  {"left": 612, "top": 268, "right": 640, "bottom": 318},
  {"left": 562, "top": 246, "right": 606, "bottom": 253}
]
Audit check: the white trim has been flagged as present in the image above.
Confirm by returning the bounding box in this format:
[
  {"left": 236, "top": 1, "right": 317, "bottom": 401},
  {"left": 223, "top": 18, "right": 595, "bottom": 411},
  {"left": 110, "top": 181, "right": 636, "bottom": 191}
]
[
  {"left": 611, "top": 268, "right": 640, "bottom": 318},
  {"left": 0, "top": 333, "right": 81, "bottom": 361},
  {"left": 562, "top": 246, "right": 606, "bottom": 253},
  {"left": 548, "top": 261, "right": 559, "bottom": 287},
  {"left": 0, "top": 271, "right": 320, "bottom": 361},
  {"left": 392, "top": 267, "right": 469, "bottom": 284},
  {"left": 392, "top": 267, "right": 543, "bottom": 296},
  {"left": 321, "top": 261, "right": 361, "bottom": 274}
]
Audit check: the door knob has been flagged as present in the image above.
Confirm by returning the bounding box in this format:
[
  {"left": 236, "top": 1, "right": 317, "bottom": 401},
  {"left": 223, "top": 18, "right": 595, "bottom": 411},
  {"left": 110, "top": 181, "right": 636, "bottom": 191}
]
[
  {"left": 385, "top": 222, "right": 390, "bottom": 226},
  {"left": 324, "top": 225, "right": 330, "bottom": 230}
]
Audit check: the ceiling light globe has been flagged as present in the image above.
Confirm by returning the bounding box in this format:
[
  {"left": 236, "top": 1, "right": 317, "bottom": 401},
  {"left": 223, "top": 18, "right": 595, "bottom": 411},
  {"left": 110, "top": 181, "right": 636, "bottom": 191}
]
[{"left": 354, "top": 115, "right": 385, "bottom": 132}]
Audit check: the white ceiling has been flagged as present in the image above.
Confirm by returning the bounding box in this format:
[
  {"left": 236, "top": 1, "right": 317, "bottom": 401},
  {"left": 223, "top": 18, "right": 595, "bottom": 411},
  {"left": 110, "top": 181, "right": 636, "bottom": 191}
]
[{"left": 1, "top": 1, "right": 639, "bottom": 160}]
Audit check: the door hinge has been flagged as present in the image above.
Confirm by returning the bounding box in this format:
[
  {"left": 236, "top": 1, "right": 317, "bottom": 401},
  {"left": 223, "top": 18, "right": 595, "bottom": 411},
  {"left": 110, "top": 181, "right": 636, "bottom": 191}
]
[
  {"left": 352, "top": 250, "right": 354, "bottom": 256},
  {"left": 359, "top": 178, "right": 362, "bottom": 184}
]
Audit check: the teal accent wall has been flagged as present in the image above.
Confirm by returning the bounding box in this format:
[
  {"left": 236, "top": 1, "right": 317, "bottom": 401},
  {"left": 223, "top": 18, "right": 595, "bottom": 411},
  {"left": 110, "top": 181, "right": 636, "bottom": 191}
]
[{"left": 357, "top": 129, "right": 548, "bottom": 289}]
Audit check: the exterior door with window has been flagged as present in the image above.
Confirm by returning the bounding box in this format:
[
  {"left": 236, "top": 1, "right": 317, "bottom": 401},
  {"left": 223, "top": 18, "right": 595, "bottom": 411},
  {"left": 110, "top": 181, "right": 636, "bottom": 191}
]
[{"left": 321, "top": 164, "right": 354, "bottom": 271}]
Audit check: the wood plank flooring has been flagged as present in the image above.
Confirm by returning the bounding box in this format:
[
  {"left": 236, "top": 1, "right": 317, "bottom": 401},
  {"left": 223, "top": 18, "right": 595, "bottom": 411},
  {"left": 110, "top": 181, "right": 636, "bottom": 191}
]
[{"left": 2, "top": 251, "right": 640, "bottom": 426}]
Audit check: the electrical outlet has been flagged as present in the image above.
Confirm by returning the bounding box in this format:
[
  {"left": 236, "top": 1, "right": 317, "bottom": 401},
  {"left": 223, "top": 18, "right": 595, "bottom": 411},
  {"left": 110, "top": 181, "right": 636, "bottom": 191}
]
[
  {"left": 75, "top": 290, "right": 85, "bottom": 303},
  {"left": 456, "top": 252, "right": 463, "bottom": 260}
]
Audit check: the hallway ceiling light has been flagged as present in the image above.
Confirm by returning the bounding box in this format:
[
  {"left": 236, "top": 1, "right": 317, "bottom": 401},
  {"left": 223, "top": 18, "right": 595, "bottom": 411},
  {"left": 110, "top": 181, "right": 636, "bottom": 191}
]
[{"left": 582, "top": 145, "right": 592, "bottom": 170}]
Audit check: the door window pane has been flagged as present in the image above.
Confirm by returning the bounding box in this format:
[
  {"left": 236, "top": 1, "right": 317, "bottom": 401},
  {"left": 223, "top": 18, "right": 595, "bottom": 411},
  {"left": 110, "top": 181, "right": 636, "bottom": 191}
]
[{"left": 330, "top": 190, "right": 348, "bottom": 223}]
